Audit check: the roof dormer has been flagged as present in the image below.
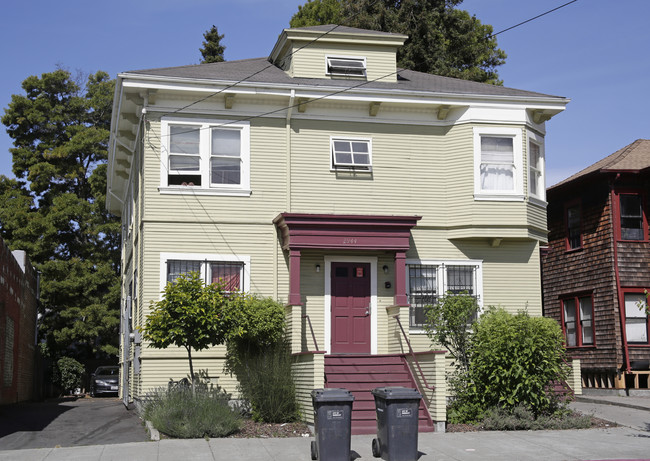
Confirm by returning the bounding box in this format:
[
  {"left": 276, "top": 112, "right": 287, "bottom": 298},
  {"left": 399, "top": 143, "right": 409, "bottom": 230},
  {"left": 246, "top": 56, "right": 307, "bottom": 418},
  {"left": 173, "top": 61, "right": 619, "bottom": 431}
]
[{"left": 269, "top": 25, "right": 407, "bottom": 83}]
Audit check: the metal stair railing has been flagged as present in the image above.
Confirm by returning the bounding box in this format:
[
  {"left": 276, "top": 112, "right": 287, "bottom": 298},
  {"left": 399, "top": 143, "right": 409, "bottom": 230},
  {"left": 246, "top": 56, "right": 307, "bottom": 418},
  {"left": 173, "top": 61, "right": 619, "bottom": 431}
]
[
  {"left": 393, "top": 315, "right": 435, "bottom": 392},
  {"left": 302, "top": 314, "right": 320, "bottom": 352}
]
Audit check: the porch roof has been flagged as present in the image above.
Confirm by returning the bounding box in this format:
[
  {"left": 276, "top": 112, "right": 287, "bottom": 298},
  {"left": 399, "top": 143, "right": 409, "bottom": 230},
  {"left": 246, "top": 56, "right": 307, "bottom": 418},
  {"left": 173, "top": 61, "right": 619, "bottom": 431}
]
[{"left": 273, "top": 213, "right": 421, "bottom": 252}]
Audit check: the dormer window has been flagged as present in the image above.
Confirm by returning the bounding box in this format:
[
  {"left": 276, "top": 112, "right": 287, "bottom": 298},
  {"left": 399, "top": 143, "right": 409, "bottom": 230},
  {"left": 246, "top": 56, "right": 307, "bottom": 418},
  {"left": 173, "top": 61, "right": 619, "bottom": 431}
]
[{"left": 326, "top": 56, "right": 366, "bottom": 77}]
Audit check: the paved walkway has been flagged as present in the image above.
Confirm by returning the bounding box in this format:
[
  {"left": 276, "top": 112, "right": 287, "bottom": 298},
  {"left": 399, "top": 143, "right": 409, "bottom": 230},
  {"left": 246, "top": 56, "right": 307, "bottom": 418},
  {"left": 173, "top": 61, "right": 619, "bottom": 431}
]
[{"left": 0, "top": 394, "right": 647, "bottom": 460}]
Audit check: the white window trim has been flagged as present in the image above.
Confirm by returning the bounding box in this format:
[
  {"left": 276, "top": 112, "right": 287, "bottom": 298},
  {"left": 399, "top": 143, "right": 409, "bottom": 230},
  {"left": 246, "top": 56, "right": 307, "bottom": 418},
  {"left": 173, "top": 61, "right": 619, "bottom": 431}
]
[
  {"left": 527, "top": 130, "right": 546, "bottom": 206},
  {"left": 330, "top": 136, "right": 372, "bottom": 171},
  {"left": 159, "top": 117, "right": 251, "bottom": 196},
  {"left": 323, "top": 255, "right": 378, "bottom": 355},
  {"left": 405, "top": 259, "right": 484, "bottom": 333},
  {"left": 325, "top": 55, "right": 367, "bottom": 77},
  {"left": 473, "top": 127, "right": 524, "bottom": 201},
  {"left": 159, "top": 252, "right": 251, "bottom": 297}
]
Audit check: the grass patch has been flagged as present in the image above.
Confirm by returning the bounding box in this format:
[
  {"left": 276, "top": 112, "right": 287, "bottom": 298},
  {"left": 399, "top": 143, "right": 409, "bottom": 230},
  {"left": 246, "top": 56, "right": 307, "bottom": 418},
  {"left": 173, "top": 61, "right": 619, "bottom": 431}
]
[{"left": 143, "top": 386, "right": 241, "bottom": 438}]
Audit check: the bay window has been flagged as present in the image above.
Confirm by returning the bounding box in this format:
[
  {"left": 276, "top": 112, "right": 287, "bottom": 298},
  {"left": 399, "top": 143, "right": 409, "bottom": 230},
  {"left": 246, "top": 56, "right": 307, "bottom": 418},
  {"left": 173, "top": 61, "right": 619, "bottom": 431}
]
[
  {"left": 474, "top": 127, "right": 523, "bottom": 199},
  {"left": 528, "top": 132, "right": 545, "bottom": 202}
]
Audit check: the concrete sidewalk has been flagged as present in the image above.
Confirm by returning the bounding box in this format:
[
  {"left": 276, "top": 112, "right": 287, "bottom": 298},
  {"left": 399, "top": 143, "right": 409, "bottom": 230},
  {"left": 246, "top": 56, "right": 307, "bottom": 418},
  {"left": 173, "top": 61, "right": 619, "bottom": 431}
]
[
  {"left": 0, "top": 426, "right": 648, "bottom": 460},
  {"left": 1, "top": 394, "right": 648, "bottom": 460}
]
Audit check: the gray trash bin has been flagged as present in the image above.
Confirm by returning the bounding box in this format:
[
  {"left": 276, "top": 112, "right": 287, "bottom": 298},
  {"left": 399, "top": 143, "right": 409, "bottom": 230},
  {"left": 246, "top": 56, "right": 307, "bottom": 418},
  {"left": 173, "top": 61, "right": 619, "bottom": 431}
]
[
  {"left": 311, "top": 388, "right": 355, "bottom": 461},
  {"left": 371, "top": 386, "right": 422, "bottom": 461}
]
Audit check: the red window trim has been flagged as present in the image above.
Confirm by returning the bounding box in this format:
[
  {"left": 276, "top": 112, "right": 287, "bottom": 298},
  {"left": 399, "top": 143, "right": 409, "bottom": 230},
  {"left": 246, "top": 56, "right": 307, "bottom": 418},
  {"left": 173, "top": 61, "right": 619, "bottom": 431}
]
[
  {"left": 612, "top": 189, "right": 648, "bottom": 242},
  {"left": 622, "top": 288, "right": 650, "bottom": 346},
  {"left": 564, "top": 199, "right": 583, "bottom": 251},
  {"left": 560, "top": 292, "right": 596, "bottom": 348}
]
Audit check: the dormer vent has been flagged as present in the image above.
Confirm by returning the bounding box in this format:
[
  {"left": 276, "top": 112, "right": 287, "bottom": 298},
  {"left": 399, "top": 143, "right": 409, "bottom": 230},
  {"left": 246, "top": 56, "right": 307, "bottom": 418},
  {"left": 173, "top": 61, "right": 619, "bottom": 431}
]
[{"left": 327, "top": 57, "right": 366, "bottom": 77}]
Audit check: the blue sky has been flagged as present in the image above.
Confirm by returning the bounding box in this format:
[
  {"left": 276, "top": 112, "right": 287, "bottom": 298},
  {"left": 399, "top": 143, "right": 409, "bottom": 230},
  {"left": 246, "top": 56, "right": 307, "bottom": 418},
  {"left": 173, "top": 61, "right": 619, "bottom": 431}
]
[{"left": 1, "top": 0, "right": 648, "bottom": 187}]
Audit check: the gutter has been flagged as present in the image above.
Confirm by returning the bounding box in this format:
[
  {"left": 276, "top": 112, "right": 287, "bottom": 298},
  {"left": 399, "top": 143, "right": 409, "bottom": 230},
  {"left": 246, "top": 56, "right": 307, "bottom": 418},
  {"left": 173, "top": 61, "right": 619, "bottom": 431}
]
[{"left": 116, "top": 72, "right": 570, "bottom": 107}]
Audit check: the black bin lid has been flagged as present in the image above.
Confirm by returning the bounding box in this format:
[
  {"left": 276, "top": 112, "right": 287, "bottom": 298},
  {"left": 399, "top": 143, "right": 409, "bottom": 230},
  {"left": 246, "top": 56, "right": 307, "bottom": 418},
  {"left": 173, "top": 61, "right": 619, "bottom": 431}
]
[
  {"left": 371, "top": 386, "right": 422, "bottom": 400},
  {"left": 311, "top": 388, "right": 355, "bottom": 402}
]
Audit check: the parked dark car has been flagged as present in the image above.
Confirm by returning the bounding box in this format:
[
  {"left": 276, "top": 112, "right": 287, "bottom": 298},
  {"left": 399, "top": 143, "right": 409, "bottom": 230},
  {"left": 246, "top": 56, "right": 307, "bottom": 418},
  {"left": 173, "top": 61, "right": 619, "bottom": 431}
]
[{"left": 90, "top": 366, "right": 119, "bottom": 397}]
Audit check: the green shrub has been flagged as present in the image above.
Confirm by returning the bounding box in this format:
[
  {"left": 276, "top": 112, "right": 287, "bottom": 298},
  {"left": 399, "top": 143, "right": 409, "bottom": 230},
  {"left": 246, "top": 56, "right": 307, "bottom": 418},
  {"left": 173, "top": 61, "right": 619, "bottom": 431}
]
[
  {"left": 234, "top": 341, "right": 300, "bottom": 423},
  {"left": 424, "top": 292, "right": 479, "bottom": 373},
  {"left": 143, "top": 385, "right": 240, "bottom": 438},
  {"left": 224, "top": 295, "right": 287, "bottom": 374},
  {"left": 53, "top": 357, "right": 85, "bottom": 393},
  {"left": 467, "top": 308, "right": 570, "bottom": 417}
]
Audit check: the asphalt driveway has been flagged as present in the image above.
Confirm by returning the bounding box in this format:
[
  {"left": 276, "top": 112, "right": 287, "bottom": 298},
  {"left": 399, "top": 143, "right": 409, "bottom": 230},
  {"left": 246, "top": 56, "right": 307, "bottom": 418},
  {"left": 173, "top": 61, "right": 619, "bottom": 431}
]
[{"left": 0, "top": 396, "right": 149, "bottom": 450}]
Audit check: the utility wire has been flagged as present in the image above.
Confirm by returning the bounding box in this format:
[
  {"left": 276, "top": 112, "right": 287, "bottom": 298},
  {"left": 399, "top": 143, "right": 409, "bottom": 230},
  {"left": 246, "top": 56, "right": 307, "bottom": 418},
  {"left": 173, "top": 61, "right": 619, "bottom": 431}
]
[{"left": 490, "top": 0, "right": 578, "bottom": 38}]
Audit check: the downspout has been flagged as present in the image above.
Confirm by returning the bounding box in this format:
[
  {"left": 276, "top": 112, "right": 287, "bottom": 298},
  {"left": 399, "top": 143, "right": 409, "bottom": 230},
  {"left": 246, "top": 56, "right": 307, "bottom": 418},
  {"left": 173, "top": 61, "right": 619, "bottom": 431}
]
[
  {"left": 286, "top": 89, "right": 294, "bottom": 212},
  {"left": 276, "top": 89, "right": 295, "bottom": 300},
  {"left": 610, "top": 181, "right": 631, "bottom": 374}
]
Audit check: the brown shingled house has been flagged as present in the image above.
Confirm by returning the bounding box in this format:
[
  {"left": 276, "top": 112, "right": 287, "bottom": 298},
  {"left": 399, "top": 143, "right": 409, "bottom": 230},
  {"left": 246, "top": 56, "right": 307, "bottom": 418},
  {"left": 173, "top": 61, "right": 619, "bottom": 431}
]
[{"left": 542, "top": 139, "right": 650, "bottom": 390}]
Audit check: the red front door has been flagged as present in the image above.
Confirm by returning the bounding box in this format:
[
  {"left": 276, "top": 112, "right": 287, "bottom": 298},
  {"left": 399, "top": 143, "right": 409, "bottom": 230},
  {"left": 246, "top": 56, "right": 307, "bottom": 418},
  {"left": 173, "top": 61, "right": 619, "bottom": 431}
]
[{"left": 331, "top": 262, "right": 371, "bottom": 354}]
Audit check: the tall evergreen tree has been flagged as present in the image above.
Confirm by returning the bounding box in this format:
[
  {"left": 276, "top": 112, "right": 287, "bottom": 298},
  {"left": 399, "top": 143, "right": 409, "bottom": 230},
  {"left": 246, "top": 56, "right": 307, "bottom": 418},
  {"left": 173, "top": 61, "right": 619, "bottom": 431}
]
[
  {"left": 290, "top": 0, "right": 506, "bottom": 85},
  {"left": 1, "top": 69, "right": 120, "bottom": 360},
  {"left": 200, "top": 25, "right": 226, "bottom": 63}
]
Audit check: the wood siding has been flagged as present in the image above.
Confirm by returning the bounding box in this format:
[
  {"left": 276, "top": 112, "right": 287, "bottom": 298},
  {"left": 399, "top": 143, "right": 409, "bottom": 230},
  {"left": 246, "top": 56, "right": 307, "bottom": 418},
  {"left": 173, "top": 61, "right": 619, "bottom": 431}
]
[
  {"left": 124, "top": 104, "right": 548, "bottom": 398},
  {"left": 543, "top": 182, "right": 621, "bottom": 371},
  {"left": 290, "top": 41, "right": 398, "bottom": 82}
]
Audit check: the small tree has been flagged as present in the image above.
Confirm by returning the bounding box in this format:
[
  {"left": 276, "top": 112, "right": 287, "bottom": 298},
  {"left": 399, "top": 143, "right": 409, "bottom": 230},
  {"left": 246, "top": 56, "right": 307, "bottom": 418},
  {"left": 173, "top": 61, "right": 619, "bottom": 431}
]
[
  {"left": 142, "top": 272, "right": 236, "bottom": 391},
  {"left": 200, "top": 25, "right": 226, "bottom": 63},
  {"left": 54, "top": 357, "right": 85, "bottom": 395},
  {"left": 424, "top": 292, "right": 479, "bottom": 373}
]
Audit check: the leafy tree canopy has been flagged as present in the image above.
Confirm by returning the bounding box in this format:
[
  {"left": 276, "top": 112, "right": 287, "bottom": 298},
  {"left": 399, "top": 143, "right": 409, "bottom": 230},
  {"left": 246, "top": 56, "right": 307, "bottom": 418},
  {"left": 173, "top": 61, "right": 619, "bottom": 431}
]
[
  {"left": 142, "top": 272, "right": 240, "bottom": 385},
  {"left": 200, "top": 25, "right": 226, "bottom": 63},
  {"left": 290, "top": 0, "right": 506, "bottom": 84},
  {"left": 1, "top": 68, "right": 120, "bottom": 360}
]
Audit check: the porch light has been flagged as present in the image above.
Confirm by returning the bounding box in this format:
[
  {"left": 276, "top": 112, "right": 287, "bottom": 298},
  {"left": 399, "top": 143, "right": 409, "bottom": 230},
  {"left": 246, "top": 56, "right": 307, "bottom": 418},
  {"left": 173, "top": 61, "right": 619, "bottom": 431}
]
[
  {"left": 316, "top": 264, "right": 321, "bottom": 273},
  {"left": 383, "top": 265, "right": 389, "bottom": 274}
]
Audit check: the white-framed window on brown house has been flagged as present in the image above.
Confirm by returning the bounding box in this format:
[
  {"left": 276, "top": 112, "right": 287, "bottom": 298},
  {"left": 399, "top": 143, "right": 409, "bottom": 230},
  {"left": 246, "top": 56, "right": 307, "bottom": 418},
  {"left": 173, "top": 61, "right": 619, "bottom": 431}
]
[
  {"left": 161, "top": 253, "right": 250, "bottom": 294},
  {"left": 561, "top": 294, "right": 595, "bottom": 347},
  {"left": 406, "top": 260, "right": 483, "bottom": 330},
  {"left": 624, "top": 291, "right": 649, "bottom": 344}
]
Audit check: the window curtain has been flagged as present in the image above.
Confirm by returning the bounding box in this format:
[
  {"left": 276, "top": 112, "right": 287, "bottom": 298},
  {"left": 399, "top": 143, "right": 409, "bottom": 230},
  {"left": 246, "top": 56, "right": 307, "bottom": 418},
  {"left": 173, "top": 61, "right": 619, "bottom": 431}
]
[{"left": 481, "top": 137, "right": 514, "bottom": 191}]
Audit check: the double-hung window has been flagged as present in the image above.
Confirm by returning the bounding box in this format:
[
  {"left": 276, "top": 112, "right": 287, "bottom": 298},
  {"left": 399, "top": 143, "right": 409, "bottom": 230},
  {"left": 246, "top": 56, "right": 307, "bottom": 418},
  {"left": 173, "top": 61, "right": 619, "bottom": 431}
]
[
  {"left": 561, "top": 294, "right": 595, "bottom": 347},
  {"left": 616, "top": 192, "right": 646, "bottom": 241},
  {"left": 565, "top": 201, "right": 582, "bottom": 250},
  {"left": 406, "top": 261, "right": 482, "bottom": 329},
  {"left": 624, "top": 292, "right": 648, "bottom": 344},
  {"left": 528, "top": 132, "right": 545, "bottom": 202},
  {"left": 331, "top": 138, "right": 372, "bottom": 171},
  {"left": 161, "top": 253, "right": 250, "bottom": 294},
  {"left": 474, "top": 127, "right": 523, "bottom": 200},
  {"left": 161, "top": 118, "right": 250, "bottom": 195}
]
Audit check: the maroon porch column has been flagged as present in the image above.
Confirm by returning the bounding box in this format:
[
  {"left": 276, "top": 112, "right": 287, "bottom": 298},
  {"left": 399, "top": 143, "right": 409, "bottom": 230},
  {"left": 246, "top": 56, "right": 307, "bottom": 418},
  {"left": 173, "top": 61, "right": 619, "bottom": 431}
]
[
  {"left": 288, "top": 249, "right": 302, "bottom": 305},
  {"left": 394, "top": 251, "right": 408, "bottom": 306}
]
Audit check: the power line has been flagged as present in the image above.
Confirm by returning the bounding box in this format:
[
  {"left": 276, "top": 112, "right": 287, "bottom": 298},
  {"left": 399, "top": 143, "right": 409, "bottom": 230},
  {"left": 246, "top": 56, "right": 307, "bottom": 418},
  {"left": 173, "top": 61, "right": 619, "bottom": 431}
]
[{"left": 490, "top": 0, "right": 578, "bottom": 38}]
